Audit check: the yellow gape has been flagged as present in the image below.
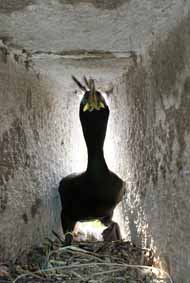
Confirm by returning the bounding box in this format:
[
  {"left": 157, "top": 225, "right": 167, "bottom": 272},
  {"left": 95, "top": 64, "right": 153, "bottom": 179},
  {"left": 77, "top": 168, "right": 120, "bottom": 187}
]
[
  {"left": 83, "top": 98, "right": 105, "bottom": 112},
  {"left": 82, "top": 78, "right": 105, "bottom": 112}
]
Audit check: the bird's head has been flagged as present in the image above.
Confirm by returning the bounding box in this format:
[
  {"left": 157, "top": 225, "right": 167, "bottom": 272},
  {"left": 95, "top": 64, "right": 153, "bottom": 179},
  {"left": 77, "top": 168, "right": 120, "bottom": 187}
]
[
  {"left": 72, "top": 76, "right": 107, "bottom": 112},
  {"left": 72, "top": 76, "right": 109, "bottom": 152}
]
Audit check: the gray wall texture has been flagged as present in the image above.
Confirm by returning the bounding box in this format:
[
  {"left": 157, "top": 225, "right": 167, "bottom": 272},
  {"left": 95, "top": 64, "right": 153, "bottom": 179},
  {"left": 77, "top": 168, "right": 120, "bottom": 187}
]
[
  {"left": 119, "top": 16, "right": 190, "bottom": 283},
  {"left": 0, "top": 1, "right": 190, "bottom": 282},
  {"left": 0, "top": 48, "right": 62, "bottom": 259}
]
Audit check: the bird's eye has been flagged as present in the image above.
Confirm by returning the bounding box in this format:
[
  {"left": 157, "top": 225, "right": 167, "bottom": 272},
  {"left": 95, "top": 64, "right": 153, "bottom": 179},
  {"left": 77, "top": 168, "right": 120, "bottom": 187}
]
[{"left": 82, "top": 96, "right": 88, "bottom": 104}]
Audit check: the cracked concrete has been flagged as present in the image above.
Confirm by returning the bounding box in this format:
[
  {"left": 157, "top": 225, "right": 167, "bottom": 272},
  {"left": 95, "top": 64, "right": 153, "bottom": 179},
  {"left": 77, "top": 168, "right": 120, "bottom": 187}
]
[
  {"left": 0, "top": 0, "right": 34, "bottom": 14},
  {"left": 59, "top": 0, "right": 129, "bottom": 10}
]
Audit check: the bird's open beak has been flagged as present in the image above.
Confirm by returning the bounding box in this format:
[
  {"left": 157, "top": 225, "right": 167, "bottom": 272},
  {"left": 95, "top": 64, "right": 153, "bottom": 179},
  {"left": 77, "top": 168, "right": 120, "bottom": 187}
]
[
  {"left": 83, "top": 79, "right": 105, "bottom": 112},
  {"left": 72, "top": 76, "right": 106, "bottom": 112}
]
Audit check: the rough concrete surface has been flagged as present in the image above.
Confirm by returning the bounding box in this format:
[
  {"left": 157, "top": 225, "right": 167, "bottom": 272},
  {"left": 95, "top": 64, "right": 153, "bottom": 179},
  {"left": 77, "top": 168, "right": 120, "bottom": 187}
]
[
  {"left": 0, "top": 0, "right": 188, "bottom": 53},
  {"left": 0, "top": 49, "right": 63, "bottom": 258},
  {"left": 119, "top": 15, "right": 190, "bottom": 283},
  {"left": 0, "top": 1, "right": 190, "bottom": 282},
  {"left": 0, "top": 45, "right": 130, "bottom": 259}
]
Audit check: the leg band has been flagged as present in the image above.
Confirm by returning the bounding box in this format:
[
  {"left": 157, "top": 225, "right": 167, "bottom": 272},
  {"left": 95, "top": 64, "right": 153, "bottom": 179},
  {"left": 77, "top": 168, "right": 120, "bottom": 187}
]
[{"left": 65, "top": 231, "right": 73, "bottom": 237}]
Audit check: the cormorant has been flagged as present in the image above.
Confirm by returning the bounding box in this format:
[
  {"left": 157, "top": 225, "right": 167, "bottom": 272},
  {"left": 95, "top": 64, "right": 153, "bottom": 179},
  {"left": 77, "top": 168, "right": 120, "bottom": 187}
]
[{"left": 59, "top": 76, "right": 125, "bottom": 245}]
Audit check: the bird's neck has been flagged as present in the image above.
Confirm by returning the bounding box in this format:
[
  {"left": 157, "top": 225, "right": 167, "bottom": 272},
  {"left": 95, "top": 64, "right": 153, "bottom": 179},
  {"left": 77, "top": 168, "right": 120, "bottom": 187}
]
[{"left": 86, "top": 148, "right": 109, "bottom": 175}]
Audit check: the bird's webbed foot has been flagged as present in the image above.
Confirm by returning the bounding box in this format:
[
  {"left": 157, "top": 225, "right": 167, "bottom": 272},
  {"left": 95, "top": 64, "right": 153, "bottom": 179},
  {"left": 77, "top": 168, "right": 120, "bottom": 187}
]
[
  {"left": 61, "top": 210, "right": 75, "bottom": 246},
  {"left": 64, "top": 231, "right": 73, "bottom": 246},
  {"left": 101, "top": 217, "right": 122, "bottom": 242}
]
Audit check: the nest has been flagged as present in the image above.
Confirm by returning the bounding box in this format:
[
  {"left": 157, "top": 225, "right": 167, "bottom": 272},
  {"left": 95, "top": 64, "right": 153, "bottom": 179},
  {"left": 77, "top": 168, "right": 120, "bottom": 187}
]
[{"left": 0, "top": 237, "right": 172, "bottom": 283}]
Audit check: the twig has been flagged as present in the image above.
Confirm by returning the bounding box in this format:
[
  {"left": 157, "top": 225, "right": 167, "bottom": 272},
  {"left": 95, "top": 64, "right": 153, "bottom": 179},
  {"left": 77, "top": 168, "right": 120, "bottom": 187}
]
[
  {"left": 49, "top": 260, "right": 66, "bottom": 266},
  {"left": 52, "top": 230, "right": 65, "bottom": 244},
  {"left": 13, "top": 271, "right": 46, "bottom": 283},
  {"left": 47, "top": 245, "right": 105, "bottom": 264},
  {"left": 13, "top": 262, "right": 174, "bottom": 283},
  {"left": 71, "top": 270, "right": 86, "bottom": 281},
  {"left": 90, "top": 267, "right": 127, "bottom": 277},
  {"left": 68, "top": 250, "right": 105, "bottom": 263}
]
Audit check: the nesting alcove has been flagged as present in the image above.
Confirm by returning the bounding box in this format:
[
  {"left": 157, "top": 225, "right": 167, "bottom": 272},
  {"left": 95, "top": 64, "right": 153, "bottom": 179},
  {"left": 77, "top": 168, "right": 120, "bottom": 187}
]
[
  {"left": 0, "top": 49, "right": 132, "bottom": 257},
  {"left": 0, "top": 1, "right": 190, "bottom": 282}
]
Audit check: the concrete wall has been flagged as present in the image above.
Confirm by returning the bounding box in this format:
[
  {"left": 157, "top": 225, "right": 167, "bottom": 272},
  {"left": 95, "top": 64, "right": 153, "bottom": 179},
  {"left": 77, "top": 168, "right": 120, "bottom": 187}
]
[
  {"left": 119, "top": 15, "right": 190, "bottom": 283},
  {"left": 1, "top": 1, "right": 190, "bottom": 282},
  {"left": 0, "top": 47, "right": 64, "bottom": 259},
  {"left": 0, "top": 44, "right": 129, "bottom": 259},
  {"left": 0, "top": 46, "right": 94, "bottom": 259}
]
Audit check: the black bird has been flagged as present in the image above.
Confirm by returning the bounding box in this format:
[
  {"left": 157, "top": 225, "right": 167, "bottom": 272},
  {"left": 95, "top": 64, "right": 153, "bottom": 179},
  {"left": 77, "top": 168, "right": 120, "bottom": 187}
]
[{"left": 59, "top": 76, "right": 125, "bottom": 245}]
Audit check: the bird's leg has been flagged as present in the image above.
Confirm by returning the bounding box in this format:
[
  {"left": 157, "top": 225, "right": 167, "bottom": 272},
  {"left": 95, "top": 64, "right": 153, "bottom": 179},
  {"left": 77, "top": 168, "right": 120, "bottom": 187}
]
[
  {"left": 61, "top": 210, "right": 76, "bottom": 246},
  {"left": 64, "top": 231, "right": 73, "bottom": 246},
  {"left": 101, "top": 216, "right": 122, "bottom": 241}
]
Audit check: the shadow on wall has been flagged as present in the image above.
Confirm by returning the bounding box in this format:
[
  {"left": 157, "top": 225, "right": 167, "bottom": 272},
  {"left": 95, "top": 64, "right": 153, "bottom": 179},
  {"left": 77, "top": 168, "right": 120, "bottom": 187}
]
[
  {"left": 0, "top": 0, "right": 130, "bottom": 13},
  {"left": 0, "top": 0, "right": 34, "bottom": 14},
  {"left": 60, "top": 0, "right": 130, "bottom": 10},
  {"left": 146, "top": 15, "right": 190, "bottom": 281},
  {"left": 121, "top": 13, "right": 190, "bottom": 283},
  {"left": 107, "top": 11, "right": 190, "bottom": 283}
]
